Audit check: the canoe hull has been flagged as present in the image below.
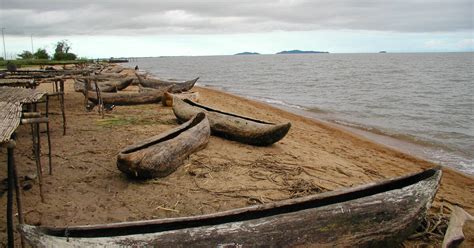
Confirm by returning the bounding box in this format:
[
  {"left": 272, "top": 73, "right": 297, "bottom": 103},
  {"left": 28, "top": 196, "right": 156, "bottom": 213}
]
[
  {"left": 117, "top": 113, "right": 210, "bottom": 178},
  {"left": 19, "top": 169, "right": 442, "bottom": 247},
  {"left": 162, "top": 91, "right": 200, "bottom": 106},
  {"left": 87, "top": 86, "right": 172, "bottom": 105},
  {"left": 172, "top": 97, "right": 291, "bottom": 146},
  {"left": 74, "top": 78, "right": 133, "bottom": 93},
  {"left": 135, "top": 73, "right": 199, "bottom": 93}
]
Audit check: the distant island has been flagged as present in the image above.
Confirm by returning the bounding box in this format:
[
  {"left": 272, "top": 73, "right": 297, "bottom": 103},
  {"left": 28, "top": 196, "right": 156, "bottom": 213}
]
[
  {"left": 234, "top": 52, "right": 260, "bottom": 55},
  {"left": 276, "top": 50, "right": 329, "bottom": 54},
  {"left": 379, "top": 51, "right": 387, "bottom": 53}
]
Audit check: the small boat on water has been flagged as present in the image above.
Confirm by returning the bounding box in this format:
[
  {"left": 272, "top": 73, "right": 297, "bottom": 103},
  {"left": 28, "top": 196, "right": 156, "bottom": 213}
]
[
  {"left": 19, "top": 168, "right": 442, "bottom": 247},
  {"left": 162, "top": 91, "right": 200, "bottom": 106},
  {"left": 117, "top": 112, "right": 210, "bottom": 178},
  {"left": 86, "top": 85, "right": 172, "bottom": 105},
  {"left": 172, "top": 97, "right": 291, "bottom": 146},
  {"left": 135, "top": 73, "right": 198, "bottom": 93}
]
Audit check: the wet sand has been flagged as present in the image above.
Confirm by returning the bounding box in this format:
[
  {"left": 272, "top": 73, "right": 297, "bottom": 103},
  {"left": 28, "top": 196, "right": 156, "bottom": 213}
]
[{"left": 0, "top": 68, "right": 472, "bottom": 246}]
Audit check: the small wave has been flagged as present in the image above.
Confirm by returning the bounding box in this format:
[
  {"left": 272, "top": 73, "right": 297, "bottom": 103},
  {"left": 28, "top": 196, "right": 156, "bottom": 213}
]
[
  {"left": 249, "top": 97, "right": 306, "bottom": 110},
  {"left": 331, "top": 119, "right": 451, "bottom": 150},
  {"left": 306, "top": 107, "right": 328, "bottom": 114},
  {"left": 330, "top": 119, "right": 473, "bottom": 174}
]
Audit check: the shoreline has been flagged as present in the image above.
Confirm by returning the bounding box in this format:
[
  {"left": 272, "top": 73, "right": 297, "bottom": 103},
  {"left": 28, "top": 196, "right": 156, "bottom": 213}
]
[
  {"left": 195, "top": 85, "right": 474, "bottom": 207},
  {"left": 198, "top": 83, "right": 473, "bottom": 176},
  {"left": 195, "top": 85, "right": 474, "bottom": 180}
]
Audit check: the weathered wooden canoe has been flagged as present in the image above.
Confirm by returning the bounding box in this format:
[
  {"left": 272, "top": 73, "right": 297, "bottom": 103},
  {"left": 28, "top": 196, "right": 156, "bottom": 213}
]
[
  {"left": 162, "top": 91, "right": 200, "bottom": 106},
  {"left": 86, "top": 85, "right": 172, "bottom": 105},
  {"left": 135, "top": 72, "right": 198, "bottom": 93},
  {"left": 117, "top": 112, "right": 210, "bottom": 178},
  {"left": 95, "top": 72, "right": 127, "bottom": 78},
  {"left": 103, "top": 66, "right": 124, "bottom": 73},
  {"left": 19, "top": 168, "right": 442, "bottom": 247},
  {"left": 173, "top": 97, "right": 291, "bottom": 146},
  {"left": 74, "top": 77, "right": 133, "bottom": 92},
  {"left": 137, "top": 84, "right": 169, "bottom": 93}
]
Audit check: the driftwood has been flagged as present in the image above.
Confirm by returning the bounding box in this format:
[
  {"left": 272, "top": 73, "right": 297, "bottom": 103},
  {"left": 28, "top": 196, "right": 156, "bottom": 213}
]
[
  {"left": 162, "top": 91, "right": 200, "bottom": 106},
  {"left": 86, "top": 85, "right": 172, "bottom": 105},
  {"left": 117, "top": 112, "right": 210, "bottom": 178},
  {"left": 442, "top": 206, "right": 474, "bottom": 248},
  {"left": 173, "top": 97, "right": 291, "bottom": 146},
  {"left": 135, "top": 73, "right": 198, "bottom": 93},
  {"left": 19, "top": 169, "right": 441, "bottom": 247}
]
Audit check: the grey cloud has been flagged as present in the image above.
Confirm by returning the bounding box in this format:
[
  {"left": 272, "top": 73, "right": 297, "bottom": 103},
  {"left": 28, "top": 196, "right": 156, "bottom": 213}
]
[{"left": 0, "top": 0, "right": 472, "bottom": 36}]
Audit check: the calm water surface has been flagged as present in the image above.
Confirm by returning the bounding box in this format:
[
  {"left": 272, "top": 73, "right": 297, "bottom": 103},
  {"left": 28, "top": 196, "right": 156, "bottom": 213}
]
[{"left": 127, "top": 53, "right": 474, "bottom": 174}]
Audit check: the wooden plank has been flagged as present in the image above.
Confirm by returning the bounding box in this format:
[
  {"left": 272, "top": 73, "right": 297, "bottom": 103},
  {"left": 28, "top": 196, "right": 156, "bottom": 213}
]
[
  {"left": 0, "top": 87, "right": 46, "bottom": 104},
  {"left": 0, "top": 102, "right": 22, "bottom": 144}
]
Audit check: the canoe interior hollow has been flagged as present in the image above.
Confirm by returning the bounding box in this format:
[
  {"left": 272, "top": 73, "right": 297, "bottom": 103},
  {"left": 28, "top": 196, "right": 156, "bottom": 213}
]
[
  {"left": 182, "top": 99, "right": 273, "bottom": 124},
  {"left": 121, "top": 112, "right": 207, "bottom": 154},
  {"left": 39, "top": 168, "right": 439, "bottom": 238}
]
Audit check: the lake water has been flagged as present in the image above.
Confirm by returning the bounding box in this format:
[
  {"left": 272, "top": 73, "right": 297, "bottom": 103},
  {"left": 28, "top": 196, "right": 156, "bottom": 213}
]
[{"left": 127, "top": 53, "right": 474, "bottom": 175}]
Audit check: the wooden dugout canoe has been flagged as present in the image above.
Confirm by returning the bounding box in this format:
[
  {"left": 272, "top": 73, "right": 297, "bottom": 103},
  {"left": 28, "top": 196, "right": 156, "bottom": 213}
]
[
  {"left": 135, "top": 72, "right": 199, "bottom": 93},
  {"left": 74, "top": 77, "right": 133, "bottom": 93},
  {"left": 117, "top": 112, "right": 210, "bottom": 178},
  {"left": 172, "top": 97, "right": 291, "bottom": 146},
  {"left": 162, "top": 91, "right": 200, "bottom": 106},
  {"left": 19, "top": 168, "right": 442, "bottom": 247},
  {"left": 86, "top": 85, "right": 172, "bottom": 105}
]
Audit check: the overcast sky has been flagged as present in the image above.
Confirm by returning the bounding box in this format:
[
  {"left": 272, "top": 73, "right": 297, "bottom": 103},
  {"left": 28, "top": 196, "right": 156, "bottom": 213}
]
[{"left": 1, "top": 0, "right": 473, "bottom": 58}]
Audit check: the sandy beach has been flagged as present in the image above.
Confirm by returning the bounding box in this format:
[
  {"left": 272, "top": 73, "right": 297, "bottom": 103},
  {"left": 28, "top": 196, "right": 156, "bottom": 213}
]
[{"left": 0, "top": 67, "right": 473, "bottom": 246}]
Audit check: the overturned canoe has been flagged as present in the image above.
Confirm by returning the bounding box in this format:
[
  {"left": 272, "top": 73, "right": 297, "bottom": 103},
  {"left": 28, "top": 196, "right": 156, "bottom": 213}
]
[
  {"left": 135, "top": 72, "right": 198, "bottom": 93},
  {"left": 162, "top": 91, "right": 200, "bottom": 106},
  {"left": 19, "top": 168, "right": 442, "bottom": 247},
  {"left": 117, "top": 112, "right": 210, "bottom": 178},
  {"left": 86, "top": 85, "right": 172, "bottom": 105},
  {"left": 74, "top": 77, "right": 133, "bottom": 92},
  {"left": 173, "top": 97, "right": 291, "bottom": 146}
]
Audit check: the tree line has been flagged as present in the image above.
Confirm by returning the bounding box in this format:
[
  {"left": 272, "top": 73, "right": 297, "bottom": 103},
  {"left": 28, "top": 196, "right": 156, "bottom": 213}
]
[{"left": 16, "top": 40, "right": 77, "bottom": 61}]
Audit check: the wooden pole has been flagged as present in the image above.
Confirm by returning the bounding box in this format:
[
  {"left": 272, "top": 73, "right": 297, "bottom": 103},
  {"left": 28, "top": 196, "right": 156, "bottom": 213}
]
[
  {"left": 46, "top": 96, "right": 52, "bottom": 175},
  {"left": 94, "top": 80, "right": 104, "bottom": 118},
  {"left": 10, "top": 135, "right": 25, "bottom": 247},
  {"left": 35, "top": 120, "right": 44, "bottom": 203},
  {"left": 6, "top": 139, "right": 15, "bottom": 248},
  {"left": 59, "top": 80, "right": 66, "bottom": 135}
]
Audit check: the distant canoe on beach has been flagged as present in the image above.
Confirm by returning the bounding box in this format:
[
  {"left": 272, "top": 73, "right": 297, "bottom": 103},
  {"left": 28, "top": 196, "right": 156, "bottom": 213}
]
[
  {"left": 135, "top": 73, "right": 198, "bottom": 93},
  {"left": 86, "top": 85, "right": 172, "bottom": 105},
  {"left": 74, "top": 77, "right": 133, "bottom": 92},
  {"left": 19, "top": 168, "right": 442, "bottom": 247},
  {"left": 172, "top": 97, "right": 291, "bottom": 146},
  {"left": 117, "top": 112, "right": 210, "bottom": 178}
]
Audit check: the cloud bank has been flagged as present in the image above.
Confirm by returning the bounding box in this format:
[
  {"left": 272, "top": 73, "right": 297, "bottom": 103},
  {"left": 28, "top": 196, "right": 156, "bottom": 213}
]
[{"left": 1, "top": 0, "right": 472, "bottom": 36}]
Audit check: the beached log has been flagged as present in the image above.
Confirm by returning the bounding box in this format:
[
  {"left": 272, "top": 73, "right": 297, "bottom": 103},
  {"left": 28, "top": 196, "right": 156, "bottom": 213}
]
[
  {"left": 19, "top": 169, "right": 442, "bottom": 247},
  {"left": 442, "top": 206, "right": 474, "bottom": 248},
  {"left": 173, "top": 97, "right": 291, "bottom": 146},
  {"left": 86, "top": 85, "right": 172, "bottom": 105},
  {"left": 117, "top": 112, "right": 210, "bottom": 178}
]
